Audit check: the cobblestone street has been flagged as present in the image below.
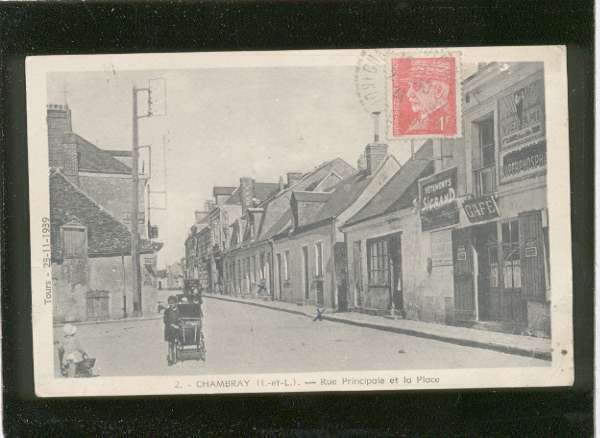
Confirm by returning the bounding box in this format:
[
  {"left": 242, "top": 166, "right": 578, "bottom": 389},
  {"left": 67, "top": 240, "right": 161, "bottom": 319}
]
[{"left": 54, "top": 294, "right": 548, "bottom": 377}]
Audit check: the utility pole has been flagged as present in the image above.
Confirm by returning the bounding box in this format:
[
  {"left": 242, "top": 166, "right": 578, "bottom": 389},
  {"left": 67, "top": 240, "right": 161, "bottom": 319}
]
[
  {"left": 130, "top": 78, "right": 166, "bottom": 317},
  {"left": 131, "top": 86, "right": 142, "bottom": 315}
]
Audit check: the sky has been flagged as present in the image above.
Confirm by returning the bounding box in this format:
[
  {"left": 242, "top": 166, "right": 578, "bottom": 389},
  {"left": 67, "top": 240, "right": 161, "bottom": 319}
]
[{"left": 48, "top": 62, "right": 475, "bottom": 267}]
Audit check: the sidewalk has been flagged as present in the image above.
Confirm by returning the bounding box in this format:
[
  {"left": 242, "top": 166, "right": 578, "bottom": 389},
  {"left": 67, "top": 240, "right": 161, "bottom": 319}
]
[{"left": 204, "top": 293, "right": 552, "bottom": 361}]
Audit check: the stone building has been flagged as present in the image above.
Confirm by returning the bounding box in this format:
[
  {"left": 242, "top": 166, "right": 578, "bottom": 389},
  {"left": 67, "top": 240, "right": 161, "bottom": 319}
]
[
  {"left": 449, "top": 62, "right": 550, "bottom": 336},
  {"left": 342, "top": 62, "right": 550, "bottom": 338},
  {"left": 222, "top": 159, "right": 355, "bottom": 299},
  {"left": 271, "top": 137, "right": 401, "bottom": 310},
  {"left": 48, "top": 104, "right": 161, "bottom": 321},
  {"left": 341, "top": 141, "right": 438, "bottom": 317},
  {"left": 50, "top": 170, "right": 159, "bottom": 322}
]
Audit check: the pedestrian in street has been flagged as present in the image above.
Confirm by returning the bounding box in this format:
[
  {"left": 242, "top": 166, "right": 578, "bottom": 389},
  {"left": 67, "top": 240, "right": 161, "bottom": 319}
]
[
  {"left": 164, "top": 295, "right": 181, "bottom": 365},
  {"left": 313, "top": 306, "right": 325, "bottom": 322}
]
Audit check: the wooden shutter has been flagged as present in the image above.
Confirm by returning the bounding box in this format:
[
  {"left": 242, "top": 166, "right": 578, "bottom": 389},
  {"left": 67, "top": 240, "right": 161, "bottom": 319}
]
[
  {"left": 519, "top": 210, "right": 546, "bottom": 301},
  {"left": 452, "top": 228, "right": 475, "bottom": 320}
]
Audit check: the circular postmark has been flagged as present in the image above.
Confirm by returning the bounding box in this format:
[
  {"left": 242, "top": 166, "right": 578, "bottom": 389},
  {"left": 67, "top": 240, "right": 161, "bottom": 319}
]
[{"left": 354, "top": 49, "right": 394, "bottom": 114}]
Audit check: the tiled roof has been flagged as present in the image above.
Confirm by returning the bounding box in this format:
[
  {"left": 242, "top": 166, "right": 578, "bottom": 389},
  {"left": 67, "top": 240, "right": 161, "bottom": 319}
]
[
  {"left": 213, "top": 186, "right": 236, "bottom": 196},
  {"left": 224, "top": 182, "right": 280, "bottom": 205},
  {"left": 306, "top": 169, "right": 373, "bottom": 224},
  {"left": 63, "top": 132, "right": 132, "bottom": 175},
  {"left": 344, "top": 141, "right": 434, "bottom": 227},
  {"left": 50, "top": 170, "right": 156, "bottom": 260},
  {"left": 104, "top": 150, "right": 132, "bottom": 157},
  {"left": 261, "top": 209, "right": 293, "bottom": 240},
  {"left": 256, "top": 158, "right": 356, "bottom": 240},
  {"left": 291, "top": 191, "right": 332, "bottom": 203}
]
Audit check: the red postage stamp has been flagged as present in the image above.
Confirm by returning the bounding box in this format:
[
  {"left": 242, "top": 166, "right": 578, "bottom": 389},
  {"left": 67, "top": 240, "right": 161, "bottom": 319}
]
[{"left": 389, "top": 54, "right": 460, "bottom": 138}]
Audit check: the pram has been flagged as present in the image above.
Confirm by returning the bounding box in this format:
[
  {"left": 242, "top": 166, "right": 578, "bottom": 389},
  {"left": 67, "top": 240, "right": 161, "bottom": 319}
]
[{"left": 172, "top": 302, "right": 206, "bottom": 363}]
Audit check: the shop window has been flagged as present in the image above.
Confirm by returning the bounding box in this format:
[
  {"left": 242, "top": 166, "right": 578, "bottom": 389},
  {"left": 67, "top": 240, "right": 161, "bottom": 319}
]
[
  {"left": 61, "top": 225, "right": 87, "bottom": 259},
  {"left": 367, "top": 237, "right": 389, "bottom": 287},
  {"left": 502, "top": 220, "right": 521, "bottom": 289},
  {"left": 315, "top": 242, "right": 323, "bottom": 278}
]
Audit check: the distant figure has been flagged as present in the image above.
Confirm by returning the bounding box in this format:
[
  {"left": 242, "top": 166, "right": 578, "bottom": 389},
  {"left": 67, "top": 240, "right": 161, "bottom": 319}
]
[{"left": 313, "top": 307, "right": 325, "bottom": 322}]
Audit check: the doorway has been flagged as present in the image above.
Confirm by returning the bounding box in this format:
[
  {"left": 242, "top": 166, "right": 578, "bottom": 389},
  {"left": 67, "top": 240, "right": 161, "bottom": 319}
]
[
  {"left": 452, "top": 221, "right": 527, "bottom": 324},
  {"left": 302, "top": 246, "right": 309, "bottom": 300}
]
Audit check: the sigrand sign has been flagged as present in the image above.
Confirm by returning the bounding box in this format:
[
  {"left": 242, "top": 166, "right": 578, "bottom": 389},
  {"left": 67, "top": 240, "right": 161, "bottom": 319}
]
[{"left": 419, "top": 167, "right": 459, "bottom": 231}]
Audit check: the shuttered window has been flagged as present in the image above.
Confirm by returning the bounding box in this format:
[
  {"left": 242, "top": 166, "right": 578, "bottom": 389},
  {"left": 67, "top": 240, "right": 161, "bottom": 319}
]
[
  {"left": 315, "top": 242, "right": 323, "bottom": 278},
  {"left": 62, "top": 226, "right": 87, "bottom": 259},
  {"left": 519, "top": 210, "right": 546, "bottom": 300},
  {"left": 367, "top": 237, "right": 389, "bottom": 286}
]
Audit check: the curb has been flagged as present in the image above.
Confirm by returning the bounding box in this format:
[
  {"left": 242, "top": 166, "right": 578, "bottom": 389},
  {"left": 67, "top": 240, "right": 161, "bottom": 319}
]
[
  {"left": 205, "top": 294, "right": 551, "bottom": 362},
  {"left": 53, "top": 314, "right": 162, "bottom": 328}
]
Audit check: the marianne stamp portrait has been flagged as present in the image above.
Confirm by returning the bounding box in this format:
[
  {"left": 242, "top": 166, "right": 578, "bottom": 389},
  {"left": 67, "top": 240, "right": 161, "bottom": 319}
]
[{"left": 26, "top": 46, "right": 573, "bottom": 397}]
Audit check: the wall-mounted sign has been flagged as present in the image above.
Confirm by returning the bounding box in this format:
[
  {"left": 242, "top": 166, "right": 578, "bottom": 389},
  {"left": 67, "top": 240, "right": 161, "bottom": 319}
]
[
  {"left": 463, "top": 194, "right": 500, "bottom": 223},
  {"left": 419, "top": 167, "right": 459, "bottom": 231},
  {"left": 501, "top": 140, "right": 547, "bottom": 182},
  {"left": 498, "top": 76, "right": 547, "bottom": 183},
  {"left": 498, "top": 78, "right": 545, "bottom": 150}
]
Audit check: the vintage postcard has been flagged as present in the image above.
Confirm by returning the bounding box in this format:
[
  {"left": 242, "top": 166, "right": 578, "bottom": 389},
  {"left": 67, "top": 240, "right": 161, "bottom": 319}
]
[{"left": 27, "top": 46, "right": 573, "bottom": 397}]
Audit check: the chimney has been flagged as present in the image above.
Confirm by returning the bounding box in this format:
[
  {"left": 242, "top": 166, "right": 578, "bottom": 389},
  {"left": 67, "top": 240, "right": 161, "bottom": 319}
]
[
  {"left": 279, "top": 175, "right": 285, "bottom": 192},
  {"left": 372, "top": 111, "right": 381, "bottom": 143},
  {"left": 357, "top": 152, "right": 367, "bottom": 171},
  {"left": 204, "top": 200, "right": 216, "bottom": 212},
  {"left": 46, "top": 105, "right": 77, "bottom": 176},
  {"left": 286, "top": 172, "right": 302, "bottom": 188},
  {"left": 365, "top": 111, "right": 388, "bottom": 175},
  {"left": 239, "top": 177, "right": 255, "bottom": 214},
  {"left": 60, "top": 132, "right": 80, "bottom": 185}
]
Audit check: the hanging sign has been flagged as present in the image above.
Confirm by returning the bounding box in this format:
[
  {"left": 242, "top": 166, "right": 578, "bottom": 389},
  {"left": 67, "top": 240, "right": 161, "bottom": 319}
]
[
  {"left": 419, "top": 167, "right": 459, "bottom": 231},
  {"left": 463, "top": 194, "right": 500, "bottom": 223}
]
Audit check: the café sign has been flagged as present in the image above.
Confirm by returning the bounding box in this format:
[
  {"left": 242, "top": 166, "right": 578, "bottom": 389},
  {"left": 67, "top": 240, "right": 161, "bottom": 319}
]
[
  {"left": 419, "top": 167, "right": 459, "bottom": 231},
  {"left": 463, "top": 194, "right": 500, "bottom": 223}
]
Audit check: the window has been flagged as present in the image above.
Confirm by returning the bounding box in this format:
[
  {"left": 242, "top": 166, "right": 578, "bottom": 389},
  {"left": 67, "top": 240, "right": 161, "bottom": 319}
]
[
  {"left": 502, "top": 220, "right": 521, "bottom": 289},
  {"left": 315, "top": 242, "right": 323, "bottom": 278},
  {"left": 367, "top": 237, "right": 389, "bottom": 286},
  {"left": 259, "top": 253, "right": 265, "bottom": 279},
  {"left": 62, "top": 226, "right": 87, "bottom": 258},
  {"left": 479, "top": 117, "right": 495, "bottom": 167},
  {"left": 283, "top": 250, "right": 290, "bottom": 281},
  {"left": 252, "top": 256, "right": 257, "bottom": 283},
  {"left": 473, "top": 116, "right": 497, "bottom": 196}
]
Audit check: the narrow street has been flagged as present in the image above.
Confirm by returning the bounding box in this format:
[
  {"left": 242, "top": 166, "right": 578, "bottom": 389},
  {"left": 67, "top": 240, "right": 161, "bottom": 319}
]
[{"left": 54, "top": 294, "right": 548, "bottom": 377}]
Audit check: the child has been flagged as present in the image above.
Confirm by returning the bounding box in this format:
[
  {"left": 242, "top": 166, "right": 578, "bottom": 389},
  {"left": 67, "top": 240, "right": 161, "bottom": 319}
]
[
  {"left": 57, "top": 324, "right": 86, "bottom": 377},
  {"left": 163, "top": 295, "right": 180, "bottom": 365}
]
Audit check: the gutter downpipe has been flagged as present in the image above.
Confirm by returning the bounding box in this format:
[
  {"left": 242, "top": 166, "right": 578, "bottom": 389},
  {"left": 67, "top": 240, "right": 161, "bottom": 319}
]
[
  {"left": 268, "top": 238, "right": 275, "bottom": 301},
  {"left": 330, "top": 217, "right": 338, "bottom": 311}
]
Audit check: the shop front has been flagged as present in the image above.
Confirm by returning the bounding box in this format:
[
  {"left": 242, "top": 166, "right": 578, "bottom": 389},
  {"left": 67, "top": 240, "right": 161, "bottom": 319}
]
[{"left": 452, "top": 205, "right": 549, "bottom": 330}]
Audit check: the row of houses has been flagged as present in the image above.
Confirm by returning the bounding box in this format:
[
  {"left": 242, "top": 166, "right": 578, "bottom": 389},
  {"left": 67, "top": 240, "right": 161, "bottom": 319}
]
[
  {"left": 185, "top": 61, "right": 550, "bottom": 337},
  {"left": 48, "top": 103, "right": 162, "bottom": 322}
]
